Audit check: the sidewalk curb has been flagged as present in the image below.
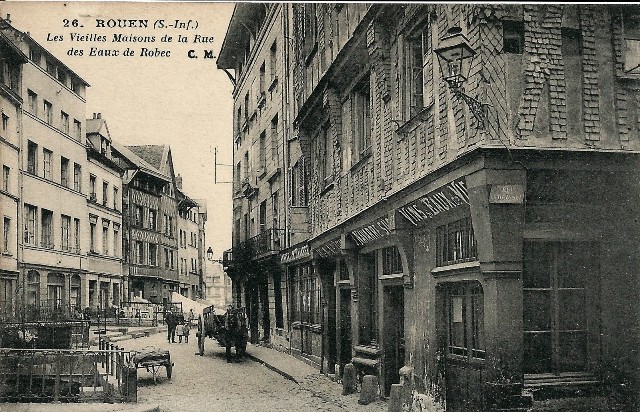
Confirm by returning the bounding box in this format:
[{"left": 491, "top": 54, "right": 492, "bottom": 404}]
[{"left": 245, "top": 353, "right": 299, "bottom": 384}]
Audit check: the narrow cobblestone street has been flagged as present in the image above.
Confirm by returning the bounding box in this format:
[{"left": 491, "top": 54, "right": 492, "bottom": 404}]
[{"left": 116, "top": 332, "right": 388, "bottom": 412}]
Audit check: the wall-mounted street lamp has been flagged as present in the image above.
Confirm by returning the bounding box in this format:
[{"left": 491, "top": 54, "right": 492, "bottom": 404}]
[
  {"left": 434, "top": 26, "right": 488, "bottom": 129},
  {"left": 206, "top": 247, "right": 224, "bottom": 263}
]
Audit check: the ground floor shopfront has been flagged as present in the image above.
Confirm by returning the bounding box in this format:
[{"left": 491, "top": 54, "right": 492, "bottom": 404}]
[
  {"left": 267, "top": 149, "right": 640, "bottom": 411},
  {"left": 15, "top": 265, "right": 123, "bottom": 319}
]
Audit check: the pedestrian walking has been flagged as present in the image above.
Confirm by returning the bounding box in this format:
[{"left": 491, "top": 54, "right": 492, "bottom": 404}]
[
  {"left": 177, "top": 320, "right": 184, "bottom": 343},
  {"left": 188, "top": 308, "right": 196, "bottom": 327},
  {"left": 177, "top": 320, "right": 190, "bottom": 343}
]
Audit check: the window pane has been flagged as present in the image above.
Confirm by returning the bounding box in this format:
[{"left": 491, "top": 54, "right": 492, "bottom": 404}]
[
  {"left": 524, "top": 332, "right": 552, "bottom": 374},
  {"left": 558, "top": 289, "right": 587, "bottom": 330},
  {"left": 559, "top": 331, "right": 587, "bottom": 372},
  {"left": 523, "top": 242, "right": 552, "bottom": 288},
  {"left": 557, "top": 243, "right": 591, "bottom": 288},
  {"left": 523, "top": 290, "right": 551, "bottom": 331}
]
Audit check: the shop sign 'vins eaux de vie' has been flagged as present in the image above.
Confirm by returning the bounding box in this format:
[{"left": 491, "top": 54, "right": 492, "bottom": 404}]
[{"left": 398, "top": 178, "right": 469, "bottom": 226}]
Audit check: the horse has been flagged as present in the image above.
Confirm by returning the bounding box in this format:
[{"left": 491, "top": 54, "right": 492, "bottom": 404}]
[
  {"left": 206, "top": 307, "right": 248, "bottom": 362},
  {"left": 222, "top": 307, "right": 248, "bottom": 362}
]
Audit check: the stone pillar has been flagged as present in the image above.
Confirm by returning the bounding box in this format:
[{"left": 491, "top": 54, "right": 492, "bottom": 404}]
[
  {"left": 466, "top": 167, "right": 526, "bottom": 393},
  {"left": 342, "top": 363, "right": 357, "bottom": 395}
]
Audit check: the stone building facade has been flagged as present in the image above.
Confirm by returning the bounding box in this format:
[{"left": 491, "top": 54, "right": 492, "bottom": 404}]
[
  {"left": 2, "top": 23, "right": 92, "bottom": 316},
  {"left": 221, "top": 3, "right": 640, "bottom": 411},
  {"left": 84, "top": 114, "right": 125, "bottom": 310},
  {"left": 288, "top": 3, "right": 640, "bottom": 411},
  {"left": 0, "top": 31, "right": 27, "bottom": 319},
  {"left": 217, "top": 3, "right": 298, "bottom": 347},
  {"left": 176, "top": 179, "right": 201, "bottom": 299}
]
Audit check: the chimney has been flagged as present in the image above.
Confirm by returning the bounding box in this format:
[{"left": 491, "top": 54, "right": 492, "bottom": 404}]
[
  {"left": 176, "top": 174, "right": 183, "bottom": 190},
  {"left": 5, "top": 15, "right": 11, "bottom": 24},
  {"left": 92, "top": 113, "right": 97, "bottom": 119},
  {"left": 97, "top": 113, "right": 102, "bottom": 119}
]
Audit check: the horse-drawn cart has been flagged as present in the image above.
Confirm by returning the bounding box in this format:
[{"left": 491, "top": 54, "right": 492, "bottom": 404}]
[{"left": 196, "top": 306, "right": 248, "bottom": 362}]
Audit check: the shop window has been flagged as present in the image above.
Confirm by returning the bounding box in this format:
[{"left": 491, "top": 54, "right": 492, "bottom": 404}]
[
  {"left": 503, "top": 21, "right": 525, "bottom": 54},
  {"left": 70, "top": 275, "right": 81, "bottom": 309},
  {"left": 359, "top": 252, "right": 378, "bottom": 345},
  {"left": 523, "top": 241, "right": 597, "bottom": 375},
  {"left": 27, "top": 270, "right": 40, "bottom": 307},
  {"left": 446, "top": 282, "right": 485, "bottom": 359},
  {"left": 339, "top": 259, "right": 350, "bottom": 281},
  {"left": 382, "top": 246, "right": 403, "bottom": 275},
  {"left": 47, "top": 273, "right": 65, "bottom": 309},
  {"left": 274, "top": 270, "right": 284, "bottom": 328},
  {"left": 436, "top": 217, "right": 477, "bottom": 266}
]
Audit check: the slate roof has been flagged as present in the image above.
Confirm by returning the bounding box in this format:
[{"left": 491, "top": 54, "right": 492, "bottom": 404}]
[
  {"left": 111, "top": 140, "right": 169, "bottom": 182},
  {"left": 127, "top": 145, "right": 165, "bottom": 171}
]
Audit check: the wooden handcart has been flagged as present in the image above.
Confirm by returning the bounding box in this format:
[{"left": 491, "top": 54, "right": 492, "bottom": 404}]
[{"left": 131, "top": 347, "right": 173, "bottom": 384}]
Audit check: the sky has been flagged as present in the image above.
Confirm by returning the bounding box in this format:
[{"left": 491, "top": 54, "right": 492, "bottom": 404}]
[{"left": 1, "top": 1, "right": 236, "bottom": 258}]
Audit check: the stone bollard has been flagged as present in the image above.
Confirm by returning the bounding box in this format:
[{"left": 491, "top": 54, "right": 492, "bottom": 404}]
[
  {"left": 388, "top": 383, "right": 403, "bottom": 412},
  {"left": 358, "top": 374, "right": 379, "bottom": 405},
  {"left": 122, "top": 365, "right": 138, "bottom": 403},
  {"left": 342, "top": 363, "right": 357, "bottom": 395}
]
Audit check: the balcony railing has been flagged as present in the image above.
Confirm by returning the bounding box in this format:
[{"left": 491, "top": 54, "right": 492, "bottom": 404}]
[{"left": 225, "top": 229, "right": 285, "bottom": 268}]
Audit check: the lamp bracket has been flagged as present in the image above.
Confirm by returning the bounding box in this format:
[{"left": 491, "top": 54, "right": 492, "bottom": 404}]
[{"left": 451, "top": 87, "right": 488, "bottom": 130}]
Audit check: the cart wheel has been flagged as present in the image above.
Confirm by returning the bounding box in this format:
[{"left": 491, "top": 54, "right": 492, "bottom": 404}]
[{"left": 166, "top": 362, "right": 173, "bottom": 380}]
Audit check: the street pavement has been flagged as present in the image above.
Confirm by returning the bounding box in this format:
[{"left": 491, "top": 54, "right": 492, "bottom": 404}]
[
  {"left": 0, "top": 327, "right": 388, "bottom": 412},
  {"left": 113, "top": 328, "right": 387, "bottom": 412}
]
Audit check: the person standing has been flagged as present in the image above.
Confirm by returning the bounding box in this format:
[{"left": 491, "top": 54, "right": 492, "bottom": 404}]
[{"left": 165, "top": 309, "right": 177, "bottom": 343}]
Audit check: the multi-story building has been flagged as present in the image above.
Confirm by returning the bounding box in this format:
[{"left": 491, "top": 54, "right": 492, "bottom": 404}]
[
  {"left": 114, "top": 144, "right": 179, "bottom": 304},
  {"left": 0, "top": 31, "right": 27, "bottom": 318},
  {"left": 293, "top": 3, "right": 640, "bottom": 411},
  {"left": 2, "top": 24, "right": 91, "bottom": 315},
  {"left": 217, "top": 3, "right": 295, "bottom": 347},
  {"left": 222, "top": 3, "right": 640, "bottom": 411},
  {"left": 176, "top": 175, "right": 201, "bottom": 299},
  {"left": 203, "top": 260, "right": 232, "bottom": 308},
  {"left": 85, "top": 113, "right": 124, "bottom": 310}
]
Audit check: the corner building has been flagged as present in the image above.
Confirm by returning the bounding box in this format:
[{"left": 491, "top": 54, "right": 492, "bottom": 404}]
[{"left": 290, "top": 3, "right": 639, "bottom": 411}]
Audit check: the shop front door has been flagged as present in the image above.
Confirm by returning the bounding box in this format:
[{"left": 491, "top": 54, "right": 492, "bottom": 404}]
[
  {"left": 383, "top": 285, "right": 405, "bottom": 396},
  {"left": 339, "top": 287, "right": 352, "bottom": 369}
]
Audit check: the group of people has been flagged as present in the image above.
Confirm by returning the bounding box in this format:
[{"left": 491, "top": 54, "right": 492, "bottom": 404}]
[{"left": 164, "top": 308, "right": 196, "bottom": 344}]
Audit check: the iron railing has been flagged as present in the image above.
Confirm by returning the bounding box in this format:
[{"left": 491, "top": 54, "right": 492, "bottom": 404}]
[
  {"left": 226, "top": 229, "right": 286, "bottom": 267},
  {"left": 0, "top": 343, "right": 136, "bottom": 403},
  {"left": 0, "top": 300, "right": 84, "bottom": 323}
]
